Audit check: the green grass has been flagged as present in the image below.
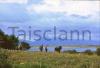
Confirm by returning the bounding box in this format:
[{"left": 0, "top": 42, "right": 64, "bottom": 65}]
[{"left": 1, "top": 49, "right": 100, "bottom": 68}]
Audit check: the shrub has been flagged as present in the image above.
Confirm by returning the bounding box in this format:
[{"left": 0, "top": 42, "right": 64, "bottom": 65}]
[
  {"left": 96, "top": 48, "right": 100, "bottom": 56},
  {"left": 18, "top": 42, "right": 30, "bottom": 50}
]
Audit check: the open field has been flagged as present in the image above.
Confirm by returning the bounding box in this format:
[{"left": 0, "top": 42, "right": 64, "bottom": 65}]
[{"left": 0, "top": 49, "right": 99, "bottom": 68}]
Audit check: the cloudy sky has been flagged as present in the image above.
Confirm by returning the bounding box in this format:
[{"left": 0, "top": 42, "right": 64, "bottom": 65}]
[{"left": 0, "top": 0, "right": 100, "bottom": 44}]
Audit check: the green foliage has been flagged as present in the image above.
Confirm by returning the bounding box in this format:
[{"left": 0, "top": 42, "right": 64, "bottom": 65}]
[
  {"left": 0, "top": 29, "right": 4, "bottom": 36},
  {"left": 0, "top": 29, "right": 31, "bottom": 50},
  {"left": 0, "top": 29, "right": 19, "bottom": 49},
  {"left": 96, "top": 48, "right": 100, "bottom": 56},
  {"left": 18, "top": 42, "right": 30, "bottom": 50}
]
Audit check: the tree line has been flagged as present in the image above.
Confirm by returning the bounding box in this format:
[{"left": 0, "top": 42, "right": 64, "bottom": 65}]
[{"left": 0, "top": 29, "right": 30, "bottom": 50}]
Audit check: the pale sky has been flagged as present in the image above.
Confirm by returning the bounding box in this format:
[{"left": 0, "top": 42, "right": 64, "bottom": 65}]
[{"left": 0, "top": 0, "right": 100, "bottom": 45}]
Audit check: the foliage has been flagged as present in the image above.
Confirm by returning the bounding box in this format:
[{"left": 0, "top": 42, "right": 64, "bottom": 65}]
[
  {"left": 0, "top": 29, "right": 30, "bottom": 50},
  {"left": 18, "top": 42, "right": 30, "bottom": 50},
  {"left": 96, "top": 48, "right": 100, "bottom": 56},
  {"left": 0, "top": 29, "right": 19, "bottom": 49}
]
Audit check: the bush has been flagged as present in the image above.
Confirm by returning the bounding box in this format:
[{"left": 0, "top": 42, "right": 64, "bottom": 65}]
[
  {"left": 18, "top": 42, "right": 30, "bottom": 50},
  {"left": 96, "top": 48, "right": 100, "bottom": 56}
]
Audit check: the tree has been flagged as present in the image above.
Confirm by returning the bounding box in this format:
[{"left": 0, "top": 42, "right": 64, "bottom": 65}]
[
  {"left": 1, "top": 35, "right": 19, "bottom": 49},
  {"left": 18, "top": 42, "right": 30, "bottom": 50},
  {"left": 0, "top": 29, "right": 19, "bottom": 49},
  {"left": 6, "top": 35, "right": 19, "bottom": 49},
  {"left": 96, "top": 48, "right": 100, "bottom": 56},
  {"left": 0, "top": 29, "right": 5, "bottom": 36},
  {"left": 0, "top": 29, "right": 5, "bottom": 48},
  {"left": 0, "top": 29, "right": 31, "bottom": 50},
  {"left": 55, "top": 46, "right": 62, "bottom": 53}
]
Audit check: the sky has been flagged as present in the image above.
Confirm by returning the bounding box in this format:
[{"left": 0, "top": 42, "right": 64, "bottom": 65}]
[{"left": 0, "top": 0, "right": 100, "bottom": 45}]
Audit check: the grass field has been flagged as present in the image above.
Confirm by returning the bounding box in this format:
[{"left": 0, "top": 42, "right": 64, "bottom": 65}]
[
  {"left": 0, "top": 49, "right": 100, "bottom": 68},
  {"left": 0, "top": 49, "right": 98, "bottom": 68}
]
